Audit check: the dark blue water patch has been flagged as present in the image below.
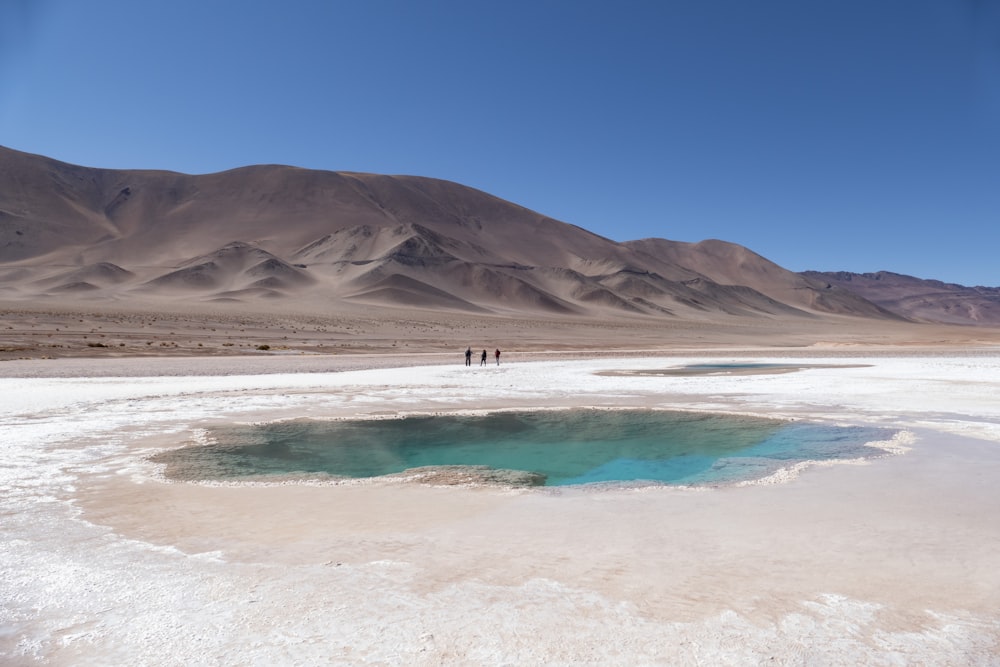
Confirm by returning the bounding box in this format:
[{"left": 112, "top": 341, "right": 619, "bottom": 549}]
[{"left": 154, "top": 410, "right": 893, "bottom": 488}]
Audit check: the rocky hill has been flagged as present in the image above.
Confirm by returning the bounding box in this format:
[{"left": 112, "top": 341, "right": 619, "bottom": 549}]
[
  {"left": 802, "top": 271, "right": 1000, "bottom": 325},
  {"left": 0, "top": 145, "right": 969, "bottom": 324}
]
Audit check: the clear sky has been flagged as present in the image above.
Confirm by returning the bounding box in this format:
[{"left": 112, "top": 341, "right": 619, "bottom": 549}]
[{"left": 2, "top": 0, "right": 999, "bottom": 286}]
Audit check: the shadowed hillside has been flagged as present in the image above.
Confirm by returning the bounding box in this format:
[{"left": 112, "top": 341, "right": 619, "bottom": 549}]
[
  {"left": 0, "top": 145, "right": 974, "bottom": 324},
  {"left": 802, "top": 271, "right": 1000, "bottom": 326}
]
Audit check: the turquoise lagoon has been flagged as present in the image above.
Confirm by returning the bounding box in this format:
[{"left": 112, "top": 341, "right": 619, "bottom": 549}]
[{"left": 158, "top": 410, "right": 893, "bottom": 487}]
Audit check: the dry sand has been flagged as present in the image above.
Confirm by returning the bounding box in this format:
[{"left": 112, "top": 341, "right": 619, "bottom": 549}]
[
  {"left": 5, "top": 300, "right": 1000, "bottom": 366},
  {"left": 2, "top": 307, "right": 1000, "bottom": 664}
]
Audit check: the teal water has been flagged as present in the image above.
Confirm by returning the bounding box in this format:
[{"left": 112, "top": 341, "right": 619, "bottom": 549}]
[{"left": 158, "top": 410, "right": 892, "bottom": 487}]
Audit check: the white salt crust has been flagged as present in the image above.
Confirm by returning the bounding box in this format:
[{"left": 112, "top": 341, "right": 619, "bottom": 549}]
[{"left": 3, "top": 355, "right": 1000, "bottom": 664}]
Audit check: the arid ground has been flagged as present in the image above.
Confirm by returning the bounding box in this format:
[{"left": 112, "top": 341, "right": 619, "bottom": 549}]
[
  {"left": 5, "top": 300, "right": 1000, "bottom": 366},
  {"left": 3, "top": 302, "right": 1000, "bottom": 664}
]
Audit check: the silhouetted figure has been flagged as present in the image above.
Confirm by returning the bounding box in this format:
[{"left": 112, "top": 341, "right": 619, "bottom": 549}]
[
  {"left": 480, "top": 349, "right": 488, "bottom": 366},
  {"left": 495, "top": 348, "right": 501, "bottom": 365},
  {"left": 465, "top": 347, "right": 472, "bottom": 366}
]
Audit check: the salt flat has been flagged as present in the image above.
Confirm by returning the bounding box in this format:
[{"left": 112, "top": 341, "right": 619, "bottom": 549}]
[{"left": 2, "top": 353, "right": 1000, "bottom": 665}]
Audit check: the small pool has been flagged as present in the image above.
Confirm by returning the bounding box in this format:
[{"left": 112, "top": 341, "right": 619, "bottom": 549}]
[
  {"left": 155, "top": 410, "right": 893, "bottom": 488},
  {"left": 596, "top": 362, "right": 871, "bottom": 377}
]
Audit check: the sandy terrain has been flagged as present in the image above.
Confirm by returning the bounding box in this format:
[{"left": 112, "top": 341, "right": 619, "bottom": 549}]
[
  {"left": 5, "top": 301, "right": 1000, "bottom": 367},
  {"left": 2, "top": 317, "right": 1000, "bottom": 664}
]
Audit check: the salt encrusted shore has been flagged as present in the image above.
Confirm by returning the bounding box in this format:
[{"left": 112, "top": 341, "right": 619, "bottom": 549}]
[{"left": 2, "top": 353, "right": 1000, "bottom": 664}]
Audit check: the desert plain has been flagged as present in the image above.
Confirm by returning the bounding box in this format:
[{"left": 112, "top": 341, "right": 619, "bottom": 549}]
[
  {"left": 3, "top": 146, "right": 1000, "bottom": 663},
  {"left": 2, "top": 301, "right": 1000, "bottom": 666}
]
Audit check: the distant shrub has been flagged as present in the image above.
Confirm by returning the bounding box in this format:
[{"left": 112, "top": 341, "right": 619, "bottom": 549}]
[
  {"left": 86, "top": 342, "right": 107, "bottom": 348},
  {"left": 257, "top": 344, "right": 271, "bottom": 351}
]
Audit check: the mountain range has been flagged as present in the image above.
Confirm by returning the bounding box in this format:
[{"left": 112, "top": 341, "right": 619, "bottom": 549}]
[{"left": 2, "top": 145, "right": 997, "bottom": 326}]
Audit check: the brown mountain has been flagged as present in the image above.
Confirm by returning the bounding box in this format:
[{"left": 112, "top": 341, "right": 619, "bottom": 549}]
[
  {"left": 0, "top": 145, "right": 914, "bottom": 323},
  {"left": 802, "top": 271, "right": 1000, "bottom": 326}
]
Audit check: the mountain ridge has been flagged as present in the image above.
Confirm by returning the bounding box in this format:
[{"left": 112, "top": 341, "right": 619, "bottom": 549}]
[
  {"left": 1, "top": 145, "right": 995, "bottom": 325},
  {"left": 802, "top": 270, "right": 1000, "bottom": 325}
]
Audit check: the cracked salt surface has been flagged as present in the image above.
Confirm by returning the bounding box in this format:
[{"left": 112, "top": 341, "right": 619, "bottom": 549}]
[{"left": 3, "top": 355, "right": 1000, "bottom": 664}]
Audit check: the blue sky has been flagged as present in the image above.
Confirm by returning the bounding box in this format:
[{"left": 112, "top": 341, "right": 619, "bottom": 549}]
[{"left": 2, "top": 0, "right": 999, "bottom": 286}]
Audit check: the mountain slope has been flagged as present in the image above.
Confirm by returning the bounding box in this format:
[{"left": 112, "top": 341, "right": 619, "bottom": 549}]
[
  {"left": 625, "top": 238, "right": 906, "bottom": 320},
  {"left": 802, "top": 271, "right": 1000, "bottom": 325},
  {"left": 0, "top": 145, "right": 912, "bottom": 322}
]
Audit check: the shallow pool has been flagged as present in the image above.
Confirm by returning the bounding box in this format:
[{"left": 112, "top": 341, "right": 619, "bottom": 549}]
[{"left": 155, "top": 410, "right": 893, "bottom": 487}]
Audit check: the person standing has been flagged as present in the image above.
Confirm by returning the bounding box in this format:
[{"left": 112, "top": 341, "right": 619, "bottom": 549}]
[
  {"left": 495, "top": 348, "right": 501, "bottom": 365},
  {"left": 465, "top": 347, "right": 472, "bottom": 366},
  {"left": 480, "top": 349, "right": 488, "bottom": 366}
]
